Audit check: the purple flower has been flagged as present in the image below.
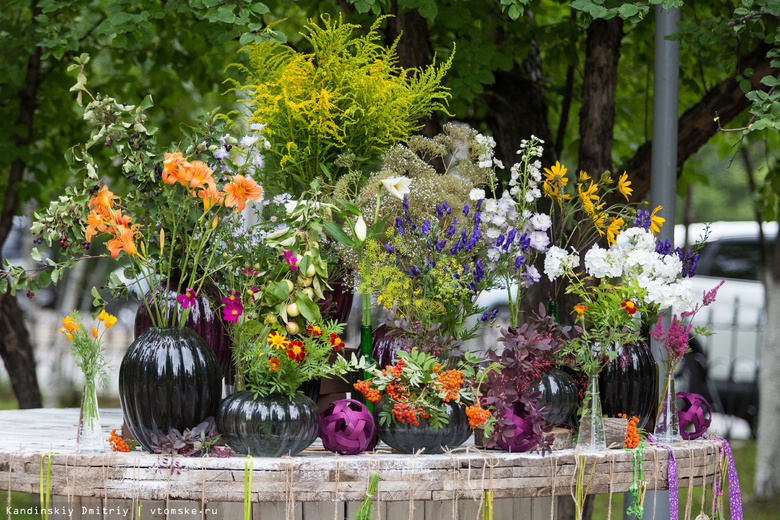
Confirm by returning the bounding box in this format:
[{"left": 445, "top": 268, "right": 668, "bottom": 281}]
[
  {"left": 655, "top": 239, "right": 673, "bottom": 256},
  {"left": 475, "top": 260, "right": 484, "bottom": 283},
  {"left": 515, "top": 255, "right": 525, "bottom": 269},
  {"left": 463, "top": 204, "right": 470, "bottom": 216},
  {"left": 473, "top": 211, "right": 482, "bottom": 224},
  {"left": 221, "top": 291, "right": 244, "bottom": 323},
  {"left": 436, "top": 204, "right": 444, "bottom": 218},
  {"left": 410, "top": 265, "right": 421, "bottom": 277},
  {"left": 448, "top": 224, "right": 457, "bottom": 236},
  {"left": 476, "top": 200, "right": 483, "bottom": 211},
  {"left": 177, "top": 288, "right": 198, "bottom": 309},
  {"left": 435, "top": 240, "right": 447, "bottom": 252},
  {"left": 385, "top": 244, "right": 395, "bottom": 253},
  {"left": 506, "top": 228, "right": 517, "bottom": 245},
  {"left": 421, "top": 219, "right": 430, "bottom": 236},
  {"left": 395, "top": 217, "right": 404, "bottom": 235},
  {"left": 282, "top": 249, "right": 299, "bottom": 270},
  {"left": 496, "top": 234, "right": 505, "bottom": 247},
  {"left": 442, "top": 201, "right": 451, "bottom": 214}
]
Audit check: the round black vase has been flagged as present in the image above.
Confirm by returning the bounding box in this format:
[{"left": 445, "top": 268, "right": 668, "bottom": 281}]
[
  {"left": 118, "top": 327, "right": 222, "bottom": 453},
  {"left": 373, "top": 398, "right": 471, "bottom": 454},
  {"left": 530, "top": 367, "right": 580, "bottom": 425},
  {"left": 599, "top": 339, "right": 658, "bottom": 429},
  {"left": 216, "top": 391, "right": 320, "bottom": 457}
]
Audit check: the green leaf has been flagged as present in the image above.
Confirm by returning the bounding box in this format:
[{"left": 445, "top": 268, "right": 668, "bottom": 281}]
[
  {"left": 38, "top": 270, "right": 52, "bottom": 288},
  {"left": 295, "top": 292, "right": 321, "bottom": 323},
  {"left": 250, "top": 3, "right": 270, "bottom": 14},
  {"left": 322, "top": 221, "right": 356, "bottom": 247},
  {"left": 30, "top": 248, "right": 42, "bottom": 262},
  {"left": 618, "top": 4, "right": 639, "bottom": 17},
  {"left": 761, "top": 75, "right": 779, "bottom": 87},
  {"left": 214, "top": 6, "right": 236, "bottom": 23},
  {"left": 338, "top": 199, "right": 362, "bottom": 216},
  {"left": 268, "top": 280, "right": 290, "bottom": 301},
  {"left": 91, "top": 286, "right": 101, "bottom": 300}
]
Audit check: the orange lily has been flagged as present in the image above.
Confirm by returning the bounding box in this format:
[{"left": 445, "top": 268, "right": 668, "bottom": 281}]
[
  {"left": 197, "top": 185, "right": 221, "bottom": 211},
  {"left": 88, "top": 185, "right": 119, "bottom": 216},
  {"left": 85, "top": 209, "right": 108, "bottom": 242},
  {"left": 162, "top": 152, "right": 189, "bottom": 185},
  {"left": 223, "top": 175, "right": 263, "bottom": 211},
  {"left": 187, "top": 161, "right": 216, "bottom": 192}
]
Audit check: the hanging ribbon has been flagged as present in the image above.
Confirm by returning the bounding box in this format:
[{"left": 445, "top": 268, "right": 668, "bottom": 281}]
[
  {"left": 649, "top": 434, "right": 679, "bottom": 520},
  {"left": 626, "top": 442, "right": 647, "bottom": 518},
  {"left": 244, "top": 455, "right": 253, "bottom": 520},
  {"left": 706, "top": 434, "right": 743, "bottom": 520}
]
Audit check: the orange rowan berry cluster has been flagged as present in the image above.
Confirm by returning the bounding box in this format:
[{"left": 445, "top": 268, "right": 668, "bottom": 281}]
[
  {"left": 386, "top": 382, "right": 409, "bottom": 402},
  {"left": 465, "top": 405, "right": 491, "bottom": 428},
  {"left": 436, "top": 369, "right": 463, "bottom": 402},
  {"left": 619, "top": 414, "right": 641, "bottom": 449},
  {"left": 354, "top": 379, "right": 381, "bottom": 403},
  {"left": 392, "top": 401, "right": 419, "bottom": 425},
  {"left": 388, "top": 359, "right": 405, "bottom": 378},
  {"left": 109, "top": 429, "right": 130, "bottom": 452}
]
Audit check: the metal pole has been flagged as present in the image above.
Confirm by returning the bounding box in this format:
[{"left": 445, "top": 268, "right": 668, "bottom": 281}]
[{"left": 631, "top": 4, "right": 680, "bottom": 520}]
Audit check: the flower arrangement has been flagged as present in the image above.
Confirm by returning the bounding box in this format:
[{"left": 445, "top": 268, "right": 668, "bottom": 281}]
[
  {"left": 479, "top": 304, "right": 570, "bottom": 451},
  {"left": 227, "top": 14, "right": 454, "bottom": 195},
  {"left": 352, "top": 348, "right": 490, "bottom": 430},
  {"left": 7, "top": 57, "right": 264, "bottom": 325},
  {"left": 241, "top": 322, "right": 349, "bottom": 398},
  {"left": 57, "top": 309, "right": 116, "bottom": 386}
]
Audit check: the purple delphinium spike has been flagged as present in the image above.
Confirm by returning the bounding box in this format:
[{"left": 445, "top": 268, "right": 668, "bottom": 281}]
[
  {"left": 436, "top": 204, "right": 444, "bottom": 218},
  {"left": 448, "top": 224, "right": 457, "bottom": 236},
  {"left": 515, "top": 255, "right": 525, "bottom": 269},
  {"left": 496, "top": 234, "right": 505, "bottom": 247},
  {"left": 435, "top": 240, "right": 446, "bottom": 252},
  {"left": 475, "top": 260, "right": 484, "bottom": 283},
  {"left": 463, "top": 204, "right": 470, "bottom": 216},
  {"left": 442, "top": 201, "right": 451, "bottom": 214},
  {"left": 656, "top": 239, "right": 673, "bottom": 256}
]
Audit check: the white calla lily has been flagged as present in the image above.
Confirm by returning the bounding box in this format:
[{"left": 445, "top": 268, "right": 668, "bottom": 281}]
[
  {"left": 354, "top": 216, "right": 367, "bottom": 242},
  {"left": 380, "top": 177, "right": 412, "bottom": 200}
]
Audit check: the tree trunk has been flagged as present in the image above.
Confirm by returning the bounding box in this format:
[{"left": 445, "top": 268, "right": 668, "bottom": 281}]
[
  {"left": 576, "top": 17, "right": 624, "bottom": 178},
  {"left": 754, "top": 239, "right": 780, "bottom": 498},
  {"left": 0, "top": 292, "right": 42, "bottom": 408},
  {"left": 623, "top": 45, "right": 778, "bottom": 202},
  {"left": 0, "top": 0, "right": 43, "bottom": 408},
  {"left": 386, "top": 2, "right": 438, "bottom": 138}
]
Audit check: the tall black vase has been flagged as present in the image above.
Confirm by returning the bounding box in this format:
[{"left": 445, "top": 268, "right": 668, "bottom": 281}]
[
  {"left": 530, "top": 367, "right": 579, "bottom": 426},
  {"left": 599, "top": 339, "right": 658, "bottom": 430},
  {"left": 119, "top": 327, "right": 222, "bottom": 453}
]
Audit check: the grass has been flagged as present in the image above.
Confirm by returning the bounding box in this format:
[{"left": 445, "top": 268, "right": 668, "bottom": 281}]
[{"left": 592, "top": 439, "right": 777, "bottom": 519}]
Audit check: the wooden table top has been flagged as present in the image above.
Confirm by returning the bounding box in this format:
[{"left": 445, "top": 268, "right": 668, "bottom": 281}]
[{"left": 0, "top": 408, "right": 724, "bottom": 504}]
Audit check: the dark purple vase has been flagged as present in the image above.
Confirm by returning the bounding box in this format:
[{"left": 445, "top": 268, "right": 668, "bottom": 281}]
[
  {"left": 134, "top": 276, "right": 232, "bottom": 376},
  {"left": 319, "top": 274, "right": 354, "bottom": 324},
  {"left": 371, "top": 323, "right": 406, "bottom": 369}
]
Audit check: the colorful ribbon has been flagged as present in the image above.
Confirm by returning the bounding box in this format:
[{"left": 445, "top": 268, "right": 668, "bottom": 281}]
[
  {"left": 648, "top": 434, "right": 679, "bottom": 520},
  {"left": 706, "top": 434, "right": 743, "bottom": 520}
]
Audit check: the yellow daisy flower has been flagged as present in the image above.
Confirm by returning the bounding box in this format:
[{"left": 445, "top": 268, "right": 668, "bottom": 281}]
[
  {"left": 579, "top": 170, "right": 591, "bottom": 181},
  {"left": 618, "top": 172, "right": 633, "bottom": 201},
  {"left": 649, "top": 205, "right": 666, "bottom": 235},
  {"left": 267, "top": 331, "right": 289, "bottom": 350},
  {"left": 543, "top": 162, "right": 569, "bottom": 188},
  {"left": 578, "top": 181, "right": 599, "bottom": 216},
  {"left": 606, "top": 217, "right": 625, "bottom": 247}
]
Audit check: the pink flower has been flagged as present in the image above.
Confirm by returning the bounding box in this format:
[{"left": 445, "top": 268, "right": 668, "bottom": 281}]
[
  {"left": 651, "top": 313, "right": 693, "bottom": 364},
  {"left": 702, "top": 280, "right": 725, "bottom": 306},
  {"left": 282, "top": 249, "right": 299, "bottom": 270},
  {"left": 176, "top": 288, "right": 197, "bottom": 309},
  {"left": 221, "top": 290, "right": 243, "bottom": 323}
]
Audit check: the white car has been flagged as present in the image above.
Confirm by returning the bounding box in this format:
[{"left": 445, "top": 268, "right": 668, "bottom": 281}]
[{"left": 673, "top": 221, "right": 775, "bottom": 436}]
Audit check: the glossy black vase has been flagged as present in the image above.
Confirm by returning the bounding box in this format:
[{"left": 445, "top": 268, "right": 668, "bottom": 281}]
[
  {"left": 373, "top": 397, "right": 471, "bottom": 454},
  {"left": 119, "top": 327, "right": 222, "bottom": 453},
  {"left": 530, "top": 367, "right": 580, "bottom": 425},
  {"left": 599, "top": 339, "right": 658, "bottom": 429},
  {"left": 216, "top": 391, "right": 320, "bottom": 457},
  {"left": 134, "top": 275, "right": 232, "bottom": 376},
  {"left": 371, "top": 323, "right": 406, "bottom": 370}
]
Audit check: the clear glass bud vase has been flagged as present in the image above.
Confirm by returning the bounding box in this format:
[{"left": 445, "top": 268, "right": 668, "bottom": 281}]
[
  {"left": 77, "top": 378, "right": 105, "bottom": 454},
  {"left": 576, "top": 373, "right": 606, "bottom": 451},
  {"left": 653, "top": 363, "right": 681, "bottom": 444}
]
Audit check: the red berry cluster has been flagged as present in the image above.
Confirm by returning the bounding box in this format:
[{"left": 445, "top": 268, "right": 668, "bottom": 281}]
[
  {"left": 392, "top": 401, "right": 419, "bottom": 425},
  {"left": 619, "top": 413, "right": 640, "bottom": 448}
]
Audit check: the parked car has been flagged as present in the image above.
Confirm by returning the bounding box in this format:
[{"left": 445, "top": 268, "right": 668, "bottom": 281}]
[{"left": 673, "top": 221, "right": 775, "bottom": 437}]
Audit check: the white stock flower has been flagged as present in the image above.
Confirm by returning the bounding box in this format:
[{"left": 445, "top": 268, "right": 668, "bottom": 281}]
[
  {"left": 530, "top": 213, "right": 552, "bottom": 231},
  {"left": 240, "top": 135, "right": 259, "bottom": 148},
  {"left": 622, "top": 227, "right": 656, "bottom": 252},
  {"left": 380, "top": 177, "right": 412, "bottom": 200},
  {"left": 486, "top": 227, "right": 501, "bottom": 239},
  {"left": 543, "top": 246, "right": 579, "bottom": 281},
  {"left": 529, "top": 231, "right": 550, "bottom": 251},
  {"left": 584, "top": 245, "right": 623, "bottom": 278},
  {"left": 469, "top": 188, "right": 486, "bottom": 201}
]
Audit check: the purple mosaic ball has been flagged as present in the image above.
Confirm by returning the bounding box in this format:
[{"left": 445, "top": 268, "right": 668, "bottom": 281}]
[
  {"left": 495, "top": 405, "right": 538, "bottom": 453},
  {"left": 320, "top": 399, "right": 377, "bottom": 455},
  {"left": 677, "top": 392, "right": 712, "bottom": 440}
]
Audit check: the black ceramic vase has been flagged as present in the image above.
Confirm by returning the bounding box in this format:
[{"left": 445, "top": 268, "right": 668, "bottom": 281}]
[
  {"left": 373, "top": 397, "right": 471, "bottom": 454},
  {"left": 118, "top": 327, "right": 222, "bottom": 453},
  {"left": 599, "top": 339, "right": 658, "bottom": 429},
  {"left": 530, "top": 367, "right": 580, "bottom": 425},
  {"left": 134, "top": 275, "right": 232, "bottom": 376},
  {"left": 216, "top": 391, "right": 320, "bottom": 457}
]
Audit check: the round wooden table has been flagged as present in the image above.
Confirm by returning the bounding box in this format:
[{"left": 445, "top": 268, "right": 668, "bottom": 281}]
[{"left": 0, "top": 409, "right": 724, "bottom": 519}]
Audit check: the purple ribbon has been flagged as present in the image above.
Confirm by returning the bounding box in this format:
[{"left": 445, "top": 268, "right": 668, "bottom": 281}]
[
  {"left": 648, "top": 434, "right": 679, "bottom": 520},
  {"left": 707, "top": 434, "right": 743, "bottom": 520}
]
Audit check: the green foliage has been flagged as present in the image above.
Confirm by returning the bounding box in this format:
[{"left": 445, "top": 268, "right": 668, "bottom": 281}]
[{"left": 227, "top": 14, "right": 453, "bottom": 195}]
